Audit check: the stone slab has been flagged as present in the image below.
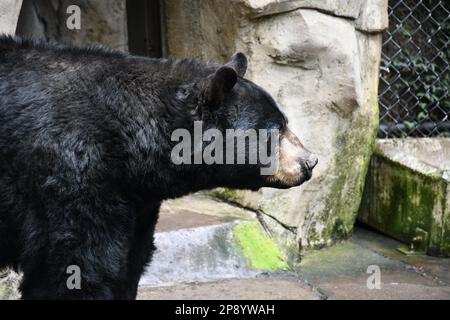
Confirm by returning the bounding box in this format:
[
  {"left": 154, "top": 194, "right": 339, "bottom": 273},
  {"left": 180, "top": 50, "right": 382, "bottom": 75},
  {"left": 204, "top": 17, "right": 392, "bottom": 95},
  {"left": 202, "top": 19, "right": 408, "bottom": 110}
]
[{"left": 138, "top": 277, "right": 321, "bottom": 300}]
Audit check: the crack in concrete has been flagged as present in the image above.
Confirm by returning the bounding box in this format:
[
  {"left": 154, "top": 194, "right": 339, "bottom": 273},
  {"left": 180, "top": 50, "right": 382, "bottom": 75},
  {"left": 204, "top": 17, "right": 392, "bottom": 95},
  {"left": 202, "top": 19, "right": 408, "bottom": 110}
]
[{"left": 207, "top": 196, "right": 297, "bottom": 234}]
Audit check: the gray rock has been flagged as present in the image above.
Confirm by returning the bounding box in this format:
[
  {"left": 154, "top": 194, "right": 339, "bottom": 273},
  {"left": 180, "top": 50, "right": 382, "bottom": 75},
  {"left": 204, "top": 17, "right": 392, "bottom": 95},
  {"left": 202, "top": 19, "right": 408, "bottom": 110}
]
[
  {"left": 0, "top": 270, "right": 21, "bottom": 300},
  {"left": 243, "top": 0, "right": 389, "bottom": 33},
  {"left": 0, "top": 0, "right": 23, "bottom": 35},
  {"left": 139, "top": 223, "right": 258, "bottom": 287},
  {"left": 16, "top": 0, "right": 128, "bottom": 51},
  {"left": 355, "top": 0, "right": 389, "bottom": 33},
  {"left": 245, "top": 0, "right": 362, "bottom": 19}
]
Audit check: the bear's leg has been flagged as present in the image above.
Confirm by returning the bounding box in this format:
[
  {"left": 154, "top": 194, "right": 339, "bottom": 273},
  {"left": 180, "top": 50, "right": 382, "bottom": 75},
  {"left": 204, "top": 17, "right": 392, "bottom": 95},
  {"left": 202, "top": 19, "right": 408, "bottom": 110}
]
[
  {"left": 19, "top": 200, "right": 133, "bottom": 300},
  {"left": 20, "top": 261, "right": 120, "bottom": 300},
  {"left": 118, "top": 202, "right": 160, "bottom": 300},
  {"left": 0, "top": 219, "right": 16, "bottom": 270}
]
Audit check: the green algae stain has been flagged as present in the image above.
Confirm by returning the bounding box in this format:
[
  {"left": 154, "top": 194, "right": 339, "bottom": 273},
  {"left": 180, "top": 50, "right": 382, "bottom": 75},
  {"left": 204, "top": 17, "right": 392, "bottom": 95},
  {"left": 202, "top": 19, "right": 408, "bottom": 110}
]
[
  {"left": 359, "top": 153, "right": 450, "bottom": 257},
  {"left": 307, "top": 96, "right": 379, "bottom": 249},
  {"left": 233, "top": 222, "right": 289, "bottom": 272},
  {"left": 210, "top": 188, "right": 242, "bottom": 204}
]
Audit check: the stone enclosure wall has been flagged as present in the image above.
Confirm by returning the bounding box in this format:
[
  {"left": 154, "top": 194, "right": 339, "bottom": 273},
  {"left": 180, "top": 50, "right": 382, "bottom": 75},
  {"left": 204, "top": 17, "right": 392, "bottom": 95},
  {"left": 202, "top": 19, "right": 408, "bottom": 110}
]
[
  {"left": 15, "top": 0, "right": 128, "bottom": 51},
  {"left": 359, "top": 139, "right": 450, "bottom": 257},
  {"left": 164, "top": 0, "right": 388, "bottom": 256}
]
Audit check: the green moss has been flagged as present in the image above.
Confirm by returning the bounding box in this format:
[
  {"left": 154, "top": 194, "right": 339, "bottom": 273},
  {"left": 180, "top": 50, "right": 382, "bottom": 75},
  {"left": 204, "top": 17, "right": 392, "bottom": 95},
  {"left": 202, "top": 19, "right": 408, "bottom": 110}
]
[
  {"left": 233, "top": 222, "right": 289, "bottom": 272},
  {"left": 330, "top": 218, "right": 351, "bottom": 241},
  {"left": 442, "top": 192, "right": 450, "bottom": 257},
  {"left": 210, "top": 188, "right": 244, "bottom": 205},
  {"left": 360, "top": 152, "right": 449, "bottom": 257},
  {"left": 305, "top": 95, "right": 379, "bottom": 248},
  {"left": 308, "top": 227, "right": 321, "bottom": 244}
]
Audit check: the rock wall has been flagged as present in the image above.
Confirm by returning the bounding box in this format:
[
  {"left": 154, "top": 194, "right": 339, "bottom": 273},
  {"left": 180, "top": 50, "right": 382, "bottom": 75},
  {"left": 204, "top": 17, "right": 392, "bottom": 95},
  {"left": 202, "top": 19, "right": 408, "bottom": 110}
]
[
  {"left": 359, "top": 139, "right": 450, "bottom": 257},
  {"left": 165, "top": 0, "right": 387, "bottom": 257},
  {"left": 16, "top": 0, "right": 128, "bottom": 51},
  {"left": 0, "top": 0, "right": 23, "bottom": 35},
  {"left": 0, "top": 270, "right": 21, "bottom": 300}
]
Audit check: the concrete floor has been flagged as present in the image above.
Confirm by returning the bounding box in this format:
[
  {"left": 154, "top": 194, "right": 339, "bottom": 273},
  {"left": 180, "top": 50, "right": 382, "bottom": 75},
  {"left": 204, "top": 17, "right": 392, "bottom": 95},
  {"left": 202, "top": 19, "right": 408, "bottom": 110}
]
[
  {"left": 296, "top": 227, "right": 450, "bottom": 300},
  {"left": 138, "top": 277, "right": 320, "bottom": 300},
  {"left": 138, "top": 197, "right": 450, "bottom": 300}
]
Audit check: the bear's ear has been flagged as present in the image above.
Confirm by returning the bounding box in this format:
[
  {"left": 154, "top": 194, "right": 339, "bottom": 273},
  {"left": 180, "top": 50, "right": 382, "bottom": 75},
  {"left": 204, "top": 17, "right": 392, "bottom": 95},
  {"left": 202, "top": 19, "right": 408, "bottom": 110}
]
[
  {"left": 205, "top": 66, "right": 238, "bottom": 107},
  {"left": 225, "top": 52, "right": 247, "bottom": 78}
]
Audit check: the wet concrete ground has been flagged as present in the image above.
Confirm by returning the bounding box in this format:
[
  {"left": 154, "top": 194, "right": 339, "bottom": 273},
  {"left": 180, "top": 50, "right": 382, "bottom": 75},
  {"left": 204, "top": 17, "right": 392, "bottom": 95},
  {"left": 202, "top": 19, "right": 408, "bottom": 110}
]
[
  {"left": 138, "top": 277, "right": 320, "bottom": 300},
  {"left": 296, "top": 227, "right": 450, "bottom": 300},
  {"left": 138, "top": 196, "right": 450, "bottom": 300}
]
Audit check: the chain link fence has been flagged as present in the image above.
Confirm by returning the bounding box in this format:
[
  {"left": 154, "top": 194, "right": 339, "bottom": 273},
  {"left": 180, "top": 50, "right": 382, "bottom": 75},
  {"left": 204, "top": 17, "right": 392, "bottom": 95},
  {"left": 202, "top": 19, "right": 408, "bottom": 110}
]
[{"left": 379, "top": 0, "right": 450, "bottom": 138}]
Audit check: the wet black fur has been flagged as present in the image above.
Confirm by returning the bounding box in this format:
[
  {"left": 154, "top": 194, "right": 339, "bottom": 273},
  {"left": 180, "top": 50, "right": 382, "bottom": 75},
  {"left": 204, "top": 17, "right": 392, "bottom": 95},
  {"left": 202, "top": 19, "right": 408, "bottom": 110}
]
[{"left": 0, "top": 36, "right": 288, "bottom": 299}]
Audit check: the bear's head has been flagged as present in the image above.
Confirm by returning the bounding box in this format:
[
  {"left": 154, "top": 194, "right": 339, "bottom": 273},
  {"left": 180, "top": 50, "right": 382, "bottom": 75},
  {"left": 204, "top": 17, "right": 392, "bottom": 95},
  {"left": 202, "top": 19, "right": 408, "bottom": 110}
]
[{"left": 170, "top": 53, "right": 318, "bottom": 191}]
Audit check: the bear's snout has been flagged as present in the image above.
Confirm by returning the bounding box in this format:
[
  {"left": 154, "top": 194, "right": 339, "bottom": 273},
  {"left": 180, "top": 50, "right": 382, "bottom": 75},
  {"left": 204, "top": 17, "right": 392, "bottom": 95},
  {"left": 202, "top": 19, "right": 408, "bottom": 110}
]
[
  {"left": 266, "top": 128, "right": 317, "bottom": 188},
  {"left": 297, "top": 151, "right": 318, "bottom": 184},
  {"left": 298, "top": 152, "right": 317, "bottom": 184},
  {"left": 304, "top": 153, "right": 318, "bottom": 171}
]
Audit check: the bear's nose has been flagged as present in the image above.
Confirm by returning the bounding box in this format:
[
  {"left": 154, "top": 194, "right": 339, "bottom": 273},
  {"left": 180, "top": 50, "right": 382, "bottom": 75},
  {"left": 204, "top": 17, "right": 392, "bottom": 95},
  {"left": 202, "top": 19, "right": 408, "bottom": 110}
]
[{"left": 305, "top": 154, "right": 318, "bottom": 170}]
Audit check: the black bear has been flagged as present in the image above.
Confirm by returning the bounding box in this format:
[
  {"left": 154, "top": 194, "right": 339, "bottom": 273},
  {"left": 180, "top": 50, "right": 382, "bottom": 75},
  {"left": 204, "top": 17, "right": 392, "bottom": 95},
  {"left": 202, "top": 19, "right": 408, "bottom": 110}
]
[{"left": 0, "top": 36, "right": 318, "bottom": 300}]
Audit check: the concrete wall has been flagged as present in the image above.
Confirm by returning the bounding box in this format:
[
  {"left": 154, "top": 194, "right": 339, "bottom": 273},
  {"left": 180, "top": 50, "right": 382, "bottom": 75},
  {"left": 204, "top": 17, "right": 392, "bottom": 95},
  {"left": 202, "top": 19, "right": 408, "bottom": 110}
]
[{"left": 359, "top": 139, "right": 450, "bottom": 257}]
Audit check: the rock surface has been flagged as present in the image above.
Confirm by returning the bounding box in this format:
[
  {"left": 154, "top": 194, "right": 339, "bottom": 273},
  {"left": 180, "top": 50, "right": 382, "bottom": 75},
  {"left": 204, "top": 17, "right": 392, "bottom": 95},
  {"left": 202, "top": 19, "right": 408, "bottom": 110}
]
[
  {"left": 245, "top": 0, "right": 362, "bottom": 19},
  {"left": 0, "top": 0, "right": 23, "bottom": 35},
  {"left": 140, "top": 196, "right": 289, "bottom": 287},
  {"left": 355, "top": 0, "right": 389, "bottom": 33},
  {"left": 165, "top": 0, "right": 386, "bottom": 255},
  {"left": 0, "top": 270, "right": 21, "bottom": 300},
  {"left": 16, "top": 0, "right": 128, "bottom": 51}
]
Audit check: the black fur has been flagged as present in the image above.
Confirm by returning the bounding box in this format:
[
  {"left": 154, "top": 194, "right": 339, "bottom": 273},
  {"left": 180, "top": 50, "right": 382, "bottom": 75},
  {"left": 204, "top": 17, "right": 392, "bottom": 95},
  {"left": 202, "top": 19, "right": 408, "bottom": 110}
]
[{"left": 0, "top": 36, "right": 288, "bottom": 299}]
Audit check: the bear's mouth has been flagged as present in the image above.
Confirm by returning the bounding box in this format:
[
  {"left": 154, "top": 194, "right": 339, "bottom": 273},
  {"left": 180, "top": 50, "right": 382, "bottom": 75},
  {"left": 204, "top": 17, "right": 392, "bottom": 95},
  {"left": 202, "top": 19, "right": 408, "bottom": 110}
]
[
  {"left": 263, "top": 166, "right": 314, "bottom": 189},
  {"left": 299, "top": 168, "right": 313, "bottom": 185}
]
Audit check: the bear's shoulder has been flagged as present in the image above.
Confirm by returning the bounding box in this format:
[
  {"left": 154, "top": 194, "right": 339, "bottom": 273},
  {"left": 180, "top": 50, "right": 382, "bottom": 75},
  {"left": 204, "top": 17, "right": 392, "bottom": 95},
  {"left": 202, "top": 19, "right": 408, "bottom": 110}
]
[{"left": 0, "top": 35, "right": 126, "bottom": 60}]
